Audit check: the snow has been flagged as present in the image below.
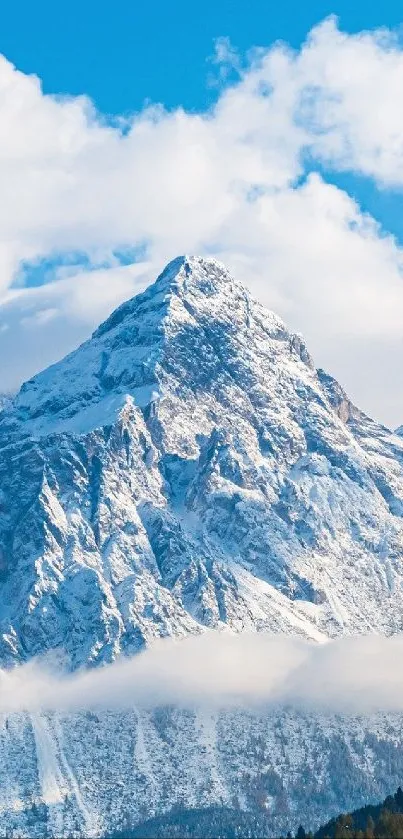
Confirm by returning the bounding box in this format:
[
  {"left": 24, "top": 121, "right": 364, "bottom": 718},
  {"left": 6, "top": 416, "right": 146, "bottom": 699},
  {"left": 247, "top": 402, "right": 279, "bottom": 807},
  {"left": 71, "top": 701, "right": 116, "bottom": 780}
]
[
  {"left": 133, "top": 707, "right": 157, "bottom": 796},
  {"left": 31, "top": 714, "right": 64, "bottom": 807},
  {"left": 53, "top": 717, "right": 98, "bottom": 835},
  {"left": 195, "top": 710, "right": 229, "bottom": 805},
  {"left": 1, "top": 254, "right": 403, "bottom": 832}
]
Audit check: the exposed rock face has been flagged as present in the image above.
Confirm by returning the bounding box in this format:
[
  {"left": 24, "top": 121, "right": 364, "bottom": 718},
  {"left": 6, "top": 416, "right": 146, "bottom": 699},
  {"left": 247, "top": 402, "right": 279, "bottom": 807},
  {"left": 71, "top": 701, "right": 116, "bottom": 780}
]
[{"left": 1, "top": 255, "right": 403, "bottom": 834}]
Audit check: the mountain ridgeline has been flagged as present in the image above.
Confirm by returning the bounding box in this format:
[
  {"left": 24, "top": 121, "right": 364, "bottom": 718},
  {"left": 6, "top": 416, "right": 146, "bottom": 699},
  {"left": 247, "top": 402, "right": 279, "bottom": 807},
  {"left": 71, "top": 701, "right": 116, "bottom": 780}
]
[{"left": 0, "top": 256, "right": 403, "bottom": 835}]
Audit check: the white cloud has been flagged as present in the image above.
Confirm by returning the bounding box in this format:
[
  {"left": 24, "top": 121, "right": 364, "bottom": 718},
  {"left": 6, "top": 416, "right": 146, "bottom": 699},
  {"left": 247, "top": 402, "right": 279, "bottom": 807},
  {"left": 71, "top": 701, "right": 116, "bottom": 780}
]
[
  {"left": 2, "top": 632, "right": 403, "bottom": 716},
  {"left": 1, "top": 20, "right": 403, "bottom": 423},
  {"left": 294, "top": 18, "right": 403, "bottom": 185}
]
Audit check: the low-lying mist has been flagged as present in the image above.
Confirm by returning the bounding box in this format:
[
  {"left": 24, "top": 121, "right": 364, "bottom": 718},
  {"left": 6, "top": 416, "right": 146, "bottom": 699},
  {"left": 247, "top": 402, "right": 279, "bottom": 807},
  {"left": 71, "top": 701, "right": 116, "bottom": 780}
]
[{"left": 1, "top": 631, "right": 402, "bottom": 716}]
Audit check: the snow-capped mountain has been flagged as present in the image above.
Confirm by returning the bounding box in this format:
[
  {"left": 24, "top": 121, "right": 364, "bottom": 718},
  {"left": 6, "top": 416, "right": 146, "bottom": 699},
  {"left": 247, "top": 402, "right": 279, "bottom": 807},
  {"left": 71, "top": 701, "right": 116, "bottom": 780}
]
[{"left": 2, "top": 255, "right": 403, "bottom": 835}]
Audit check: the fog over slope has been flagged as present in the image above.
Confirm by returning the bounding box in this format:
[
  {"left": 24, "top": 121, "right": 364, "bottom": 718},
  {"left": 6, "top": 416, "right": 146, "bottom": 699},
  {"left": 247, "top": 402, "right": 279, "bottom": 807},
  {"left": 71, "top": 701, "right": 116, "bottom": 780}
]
[{"left": 1, "top": 632, "right": 403, "bottom": 716}]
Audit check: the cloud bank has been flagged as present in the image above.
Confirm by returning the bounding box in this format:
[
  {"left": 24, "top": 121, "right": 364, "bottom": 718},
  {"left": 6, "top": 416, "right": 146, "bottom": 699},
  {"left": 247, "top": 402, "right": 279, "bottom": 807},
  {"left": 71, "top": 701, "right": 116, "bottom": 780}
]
[
  {"left": 3, "top": 632, "right": 403, "bottom": 717},
  {"left": 2, "top": 19, "right": 403, "bottom": 423}
]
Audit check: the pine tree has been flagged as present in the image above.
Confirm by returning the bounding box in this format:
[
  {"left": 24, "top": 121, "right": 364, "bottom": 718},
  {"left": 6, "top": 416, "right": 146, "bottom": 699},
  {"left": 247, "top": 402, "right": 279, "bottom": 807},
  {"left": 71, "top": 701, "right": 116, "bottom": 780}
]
[
  {"left": 365, "top": 814, "right": 375, "bottom": 839},
  {"left": 334, "top": 814, "right": 353, "bottom": 839},
  {"left": 395, "top": 786, "right": 403, "bottom": 811}
]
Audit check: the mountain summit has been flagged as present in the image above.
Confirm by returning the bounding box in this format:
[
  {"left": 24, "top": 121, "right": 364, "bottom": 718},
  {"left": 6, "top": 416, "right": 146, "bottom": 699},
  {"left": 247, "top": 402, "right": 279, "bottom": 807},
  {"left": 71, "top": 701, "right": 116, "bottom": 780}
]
[
  {"left": 1, "top": 254, "right": 403, "bottom": 667},
  {"left": 13, "top": 254, "right": 288, "bottom": 434}
]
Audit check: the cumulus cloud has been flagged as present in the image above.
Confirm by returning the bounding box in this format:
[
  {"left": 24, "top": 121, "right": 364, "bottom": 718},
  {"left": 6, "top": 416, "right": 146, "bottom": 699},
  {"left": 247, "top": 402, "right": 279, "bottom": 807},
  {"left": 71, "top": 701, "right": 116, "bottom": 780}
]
[
  {"left": 1, "top": 19, "right": 403, "bottom": 423},
  {"left": 2, "top": 632, "right": 403, "bottom": 717}
]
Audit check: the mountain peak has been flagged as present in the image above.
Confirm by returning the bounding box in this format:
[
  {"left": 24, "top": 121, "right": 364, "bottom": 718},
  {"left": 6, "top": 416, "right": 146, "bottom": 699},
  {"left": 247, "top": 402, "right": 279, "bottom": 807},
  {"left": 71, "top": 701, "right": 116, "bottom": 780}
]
[
  {"left": 10, "top": 255, "right": 312, "bottom": 444},
  {"left": 157, "top": 254, "right": 228, "bottom": 281},
  {"left": 154, "top": 254, "right": 239, "bottom": 294},
  {"left": 91, "top": 254, "right": 247, "bottom": 343},
  {"left": 145, "top": 253, "right": 251, "bottom": 318}
]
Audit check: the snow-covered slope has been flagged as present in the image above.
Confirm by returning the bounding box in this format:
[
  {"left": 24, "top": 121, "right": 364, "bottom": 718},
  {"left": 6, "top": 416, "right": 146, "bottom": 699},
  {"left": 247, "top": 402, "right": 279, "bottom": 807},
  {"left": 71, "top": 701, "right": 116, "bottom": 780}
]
[
  {"left": 3, "top": 706, "right": 403, "bottom": 838},
  {"left": 2, "top": 254, "right": 403, "bottom": 664},
  {"left": 1, "top": 255, "right": 403, "bottom": 834}
]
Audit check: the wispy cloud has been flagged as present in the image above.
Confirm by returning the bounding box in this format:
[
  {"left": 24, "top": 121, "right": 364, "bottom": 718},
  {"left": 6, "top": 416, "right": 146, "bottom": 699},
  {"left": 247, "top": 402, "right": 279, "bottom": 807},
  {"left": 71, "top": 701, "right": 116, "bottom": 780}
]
[{"left": 2, "top": 632, "right": 403, "bottom": 716}]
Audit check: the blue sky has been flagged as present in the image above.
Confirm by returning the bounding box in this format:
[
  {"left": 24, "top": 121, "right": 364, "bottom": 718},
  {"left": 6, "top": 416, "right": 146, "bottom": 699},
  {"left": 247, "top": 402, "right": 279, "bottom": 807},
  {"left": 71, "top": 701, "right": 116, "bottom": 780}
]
[
  {"left": 1, "top": 3, "right": 403, "bottom": 425},
  {"left": 2, "top": 0, "right": 403, "bottom": 113},
  {"left": 1, "top": 0, "right": 402, "bottom": 240}
]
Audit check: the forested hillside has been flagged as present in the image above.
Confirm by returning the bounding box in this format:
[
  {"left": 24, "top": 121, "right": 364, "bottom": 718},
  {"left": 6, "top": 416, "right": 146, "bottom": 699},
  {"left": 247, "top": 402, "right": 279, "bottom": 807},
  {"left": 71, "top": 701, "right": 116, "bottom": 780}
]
[
  {"left": 314, "top": 785, "right": 403, "bottom": 838},
  {"left": 108, "top": 787, "right": 403, "bottom": 838}
]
